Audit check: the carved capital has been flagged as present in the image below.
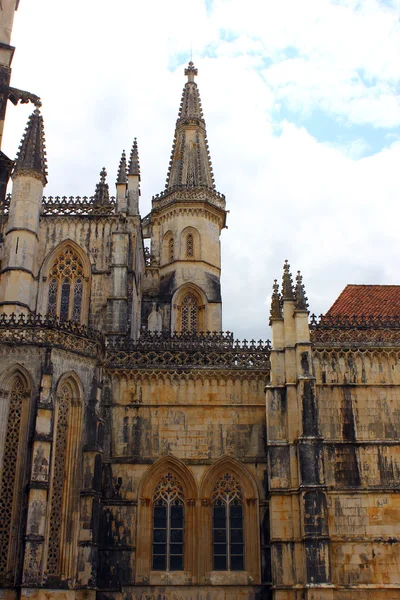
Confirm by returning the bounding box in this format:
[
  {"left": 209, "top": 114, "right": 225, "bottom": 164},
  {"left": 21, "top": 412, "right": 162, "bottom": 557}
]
[
  {"left": 186, "top": 498, "right": 195, "bottom": 507},
  {"left": 246, "top": 497, "right": 257, "bottom": 506},
  {"left": 201, "top": 498, "right": 210, "bottom": 507},
  {"left": 140, "top": 497, "right": 150, "bottom": 507}
]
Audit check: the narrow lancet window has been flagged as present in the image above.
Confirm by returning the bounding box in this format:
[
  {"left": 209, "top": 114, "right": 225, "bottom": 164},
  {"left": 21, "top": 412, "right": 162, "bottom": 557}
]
[
  {"left": 169, "top": 237, "right": 174, "bottom": 262},
  {"left": 186, "top": 233, "right": 194, "bottom": 257},
  {"left": 152, "top": 473, "right": 184, "bottom": 571},
  {"left": 212, "top": 473, "right": 244, "bottom": 571}
]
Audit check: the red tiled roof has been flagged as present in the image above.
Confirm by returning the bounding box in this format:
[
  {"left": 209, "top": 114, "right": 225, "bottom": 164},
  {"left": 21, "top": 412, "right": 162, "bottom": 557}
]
[{"left": 327, "top": 284, "right": 400, "bottom": 317}]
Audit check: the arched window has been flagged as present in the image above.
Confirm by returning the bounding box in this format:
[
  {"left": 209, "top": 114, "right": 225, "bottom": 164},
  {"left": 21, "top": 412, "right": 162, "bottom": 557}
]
[
  {"left": 46, "top": 376, "right": 83, "bottom": 579},
  {"left": 0, "top": 376, "right": 24, "bottom": 573},
  {"left": 186, "top": 233, "right": 194, "bottom": 258},
  {"left": 46, "top": 247, "right": 84, "bottom": 321},
  {"left": 212, "top": 473, "right": 244, "bottom": 571},
  {"left": 152, "top": 473, "right": 184, "bottom": 571},
  {"left": 181, "top": 293, "right": 198, "bottom": 333},
  {"left": 169, "top": 237, "right": 174, "bottom": 262}
]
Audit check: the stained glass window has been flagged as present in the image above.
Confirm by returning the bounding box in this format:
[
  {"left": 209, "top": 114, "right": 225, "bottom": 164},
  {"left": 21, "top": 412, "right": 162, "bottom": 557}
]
[
  {"left": 152, "top": 473, "right": 184, "bottom": 571},
  {"left": 181, "top": 294, "right": 198, "bottom": 333},
  {"left": 46, "top": 248, "right": 85, "bottom": 322},
  {"left": 212, "top": 473, "right": 244, "bottom": 571},
  {"left": 169, "top": 237, "right": 174, "bottom": 262}
]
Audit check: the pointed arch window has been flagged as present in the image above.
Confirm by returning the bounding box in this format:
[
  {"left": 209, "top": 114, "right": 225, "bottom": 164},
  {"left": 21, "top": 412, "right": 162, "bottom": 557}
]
[
  {"left": 181, "top": 293, "right": 198, "bottom": 333},
  {"left": 212, "top": 473, "right": 244, "bottom": 571},
  {"left": 152, "top": 473, "right": 184, "bottom": 571},
  {"left": 46, "top": 247, "right": 85, "bottom": 322},
  {"left": 0, "top": 376, "right": 25, "bottom": 574}
]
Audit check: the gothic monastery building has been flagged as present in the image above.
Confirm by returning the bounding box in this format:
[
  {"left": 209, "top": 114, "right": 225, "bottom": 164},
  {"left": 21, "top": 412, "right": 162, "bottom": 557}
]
[{"left": 1, "top": 2, "right": 400, "bottom": 600}]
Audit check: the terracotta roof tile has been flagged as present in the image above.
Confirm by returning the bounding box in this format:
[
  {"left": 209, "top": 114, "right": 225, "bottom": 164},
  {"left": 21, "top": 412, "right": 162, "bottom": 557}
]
[{"left": 327, "top": 284, "right": 400, "bottom": 317}]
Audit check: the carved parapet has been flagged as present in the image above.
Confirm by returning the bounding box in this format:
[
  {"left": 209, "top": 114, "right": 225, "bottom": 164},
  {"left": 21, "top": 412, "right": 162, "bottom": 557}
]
[
  {"left": 0, "top": 313, "right": 104, "bottom": 358},
  {"left": 310, "top": 313, "right": 400, "bottom": 347}
]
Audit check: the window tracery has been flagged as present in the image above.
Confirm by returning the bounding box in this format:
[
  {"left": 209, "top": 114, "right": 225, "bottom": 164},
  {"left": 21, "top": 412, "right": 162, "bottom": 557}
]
[
  {"left": 181, "top": 293, "right": 198, "bottom": 333},
  {"left": 0, "top": 376, "right": 24, "bottom": 573},
  {"left": 46, "top": 384, "right": 70, "bottom": 576},
  {"left": 212, "top": 473, "right": 244, "bottom": 571},
  {"left": 46, "top": 247, "right": 85, "bottom": 322},
  {"left": 152, "top": 473, "right": 184, "bottom": 571},
  {"left": 186, "top": 233, "right": 194, "bottom": 258},
  {"left": 169, "top": 237, "right": 174, "bottom": 262}
]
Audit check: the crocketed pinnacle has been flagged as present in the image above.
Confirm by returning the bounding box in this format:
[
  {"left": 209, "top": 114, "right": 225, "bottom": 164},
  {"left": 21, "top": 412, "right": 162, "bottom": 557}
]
[
  {"left": 117, "top": 150, "right": 128, "bottom": 184},
  {"left": 128, "top": 138, "right": 140, "bottom": 178},
  {"left": 165, "top": 61, "right": 215, "bottom": 190},
  {"left": 295, "top": 270, "right": 309, "bottom": 311},
  {"left": 14, "top": 108, "right": 47, "bottom": 184},
  {"left": 270, "top": 279, "right": 283, "bottom": 322},
  {"left": 282, "top": 260, "right": 295, "bottom": 301},
  {"left": 94, "top": 167, "right": 110, "bottom": 205}
]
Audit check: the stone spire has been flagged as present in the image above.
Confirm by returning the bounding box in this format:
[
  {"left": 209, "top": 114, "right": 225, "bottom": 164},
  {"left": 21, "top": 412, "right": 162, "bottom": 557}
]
[
  {"left": 94, "top": 167, "right": 110, "bottom": 205},
  {"left": 282, "top": 260, "right": 295, "bottom": 301},
  {"left": 270, "top": 279, "right": 283, "bottom": 322},
  {"left": 128, "top": 138, "right": 140, "bottom": 178},
  {"left": 13, "top": 108, "right": 47, "bottom": 184},
  {"left": 295, "top": 270, "right": 309, "bottom": 311},
  {"left": 165, "top": 61, "right": 215, "bottom": 190},
  {"left": 117, "top": 150, "right": 128, "bottom": 184}
]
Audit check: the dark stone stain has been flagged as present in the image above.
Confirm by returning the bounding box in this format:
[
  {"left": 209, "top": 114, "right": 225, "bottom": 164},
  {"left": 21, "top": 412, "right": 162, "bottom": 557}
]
[
  {"left": 342, "top": 388, "right": 357, "bottom": 441},
  {"left": 159, "top": 271, "right": 176, "bottom": 302},
  {"left": 304, "top": 491, "right": 328, "bottom": 536},
  {"left": 205, "top": 272, "right": 221, "bottom": 302},
  {"left": 302, "top": 381, "right": 318, "bottom": 437}
]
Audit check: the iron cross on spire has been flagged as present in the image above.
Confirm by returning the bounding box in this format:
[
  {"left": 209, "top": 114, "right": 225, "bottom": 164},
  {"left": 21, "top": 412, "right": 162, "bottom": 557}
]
[{"left": 185, "top": 61, "right": 198, "bottom": 83}]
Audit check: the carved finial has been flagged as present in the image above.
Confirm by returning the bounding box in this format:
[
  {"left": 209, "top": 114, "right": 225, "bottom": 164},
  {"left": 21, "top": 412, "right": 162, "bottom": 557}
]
[
  {"left": 117, "top": 150, "right": 128, "bottom": 184},
  {"left": 282, "top": 260, "right": 295, "bottom": 301},
  {"left": 295, "top": 270, "right": 309, "bottom": 311},
  {"left": 13, "top": 108, "right": 47, "bottom": 184},
  {"left": 93, "top": 167, "right": 110, "bottom": 205},
  {"left": 185, "top": 61, "right": 198, "bottom": 83},
  {"left": 128, "top": 138, "right": 140, "bottom": 178},
  {"left": 270, "top": 279, "right": 283, "bottom": 323}
]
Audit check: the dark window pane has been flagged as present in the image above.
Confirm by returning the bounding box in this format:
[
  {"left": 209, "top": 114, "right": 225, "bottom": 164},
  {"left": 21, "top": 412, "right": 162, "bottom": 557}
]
[
  {"left": 230, "top": 529, "right": 243, "bottom": 543},
  {"left": 213, "top": 529, "right": 226, "bottom": 542},
  {"left": 230, "top": 505, "right": 243, "bottom": 518},
  {"left": 230, "top": 544, "right": 244, "bottom": 555},
  {"left": 170, "top": 529, "right": 183, "bottom": 542},
  {"left": 47, "top": 278, "right": 58, "bottom": 317},
  {"left": 153, "top": 530, "right": 166, "bottom": 543},
  {"left": 213, "top": 518, "right": 226, "bottom": 529},
  {"left": 60, "top": 280, "right": 70, "bottom": 320},
  {"left": 213, "top": 544, "right": 227, "bottom": 555},
  {"left": 231, "top": 555, "right": 244, "bottom": 571},
  {"left": 72, "top": 278, "right": 83, "bottom": 322},
  {"left": 154, "top": 517, "right": 167, "bottom": 528},
  {"left": 171, "top": 518, "right": 183, "bottom": 529},
  {"left": 154, "top": 506, "right": 167, "bottom": 518},
  {"left": 170, "top": 543, "right": 183, "bottom": 555},
  {"left": 213, "top": 506, "right": 226, "bottom": 518},
  {"left": 231, "top": 518, "right": 243, "bottom": 528},
  {"left": 213, "top": 555, "right": 227, "bottom": 570},
  {"left": 152, "top": 543, "right": 166, "bottom": 555},
  {"left": 152, "top": 554, "right": 166, "bottom": 570},
  {"left": 170, "top": 555, "right": 183, "bottom": 571},
  {"left": 171, "top": 505, "right": 183, "bottom": 519}
]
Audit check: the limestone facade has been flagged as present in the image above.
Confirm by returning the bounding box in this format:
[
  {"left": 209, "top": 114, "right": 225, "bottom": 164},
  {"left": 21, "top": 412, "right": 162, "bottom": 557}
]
[{"left": 0, "top": 5, "right": 400, "bottom": 600}]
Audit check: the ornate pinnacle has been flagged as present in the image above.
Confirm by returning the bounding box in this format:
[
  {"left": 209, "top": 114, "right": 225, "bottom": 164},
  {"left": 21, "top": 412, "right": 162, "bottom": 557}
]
[
  {"left": 117, "top": 150, "right": 128, "bottom": 184},
  {"left": 282, "top": 259, "right": 295, "bottom": 301},
  {"left": 93, "top": 167, "right": 110, "bottom": 205},
  {"left": 13, "top": 108, "right": 47, "bottom": 184},
  {"left": 295, "top": 270, "right": 309, "bottom": 311},
  {"left": 270, "top": 279, "right": 283, "bottom": 322},
  {"left": 185, "top": 61, "right": 198, "bottom": 83},
  {"left": 128, "top": 138, "right": 140, "bottom": 178}
]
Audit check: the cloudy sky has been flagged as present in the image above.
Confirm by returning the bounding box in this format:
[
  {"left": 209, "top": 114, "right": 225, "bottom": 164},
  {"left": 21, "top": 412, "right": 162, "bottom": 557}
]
[{"left": 3, "top": 0, "right": 400, "bottom": 339}]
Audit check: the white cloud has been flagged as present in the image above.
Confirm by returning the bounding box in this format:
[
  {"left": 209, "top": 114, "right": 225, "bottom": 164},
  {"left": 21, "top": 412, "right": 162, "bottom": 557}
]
[{"left": 2, "top": 0, "right": 400, "bottom": 339}]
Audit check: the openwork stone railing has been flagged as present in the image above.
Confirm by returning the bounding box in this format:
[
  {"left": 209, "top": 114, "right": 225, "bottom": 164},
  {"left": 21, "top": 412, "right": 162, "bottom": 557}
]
[
  {"left": 106, "top": 331, "right": 271, "bottom": 370},
  {"left": 152, "top": 185, "right": 226, "bottom": 211},
  {"left": 310, "top": 314, "right": 400, "bottom": 329},
  {"left": 310, "top": 314, "right": 400, "bottom": 347},
  {"left": 0, "top": 194, "right": 117, "bottom": 216},
  {"left": 0, "top": 313, "right": 103, "bottom": 358}
]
